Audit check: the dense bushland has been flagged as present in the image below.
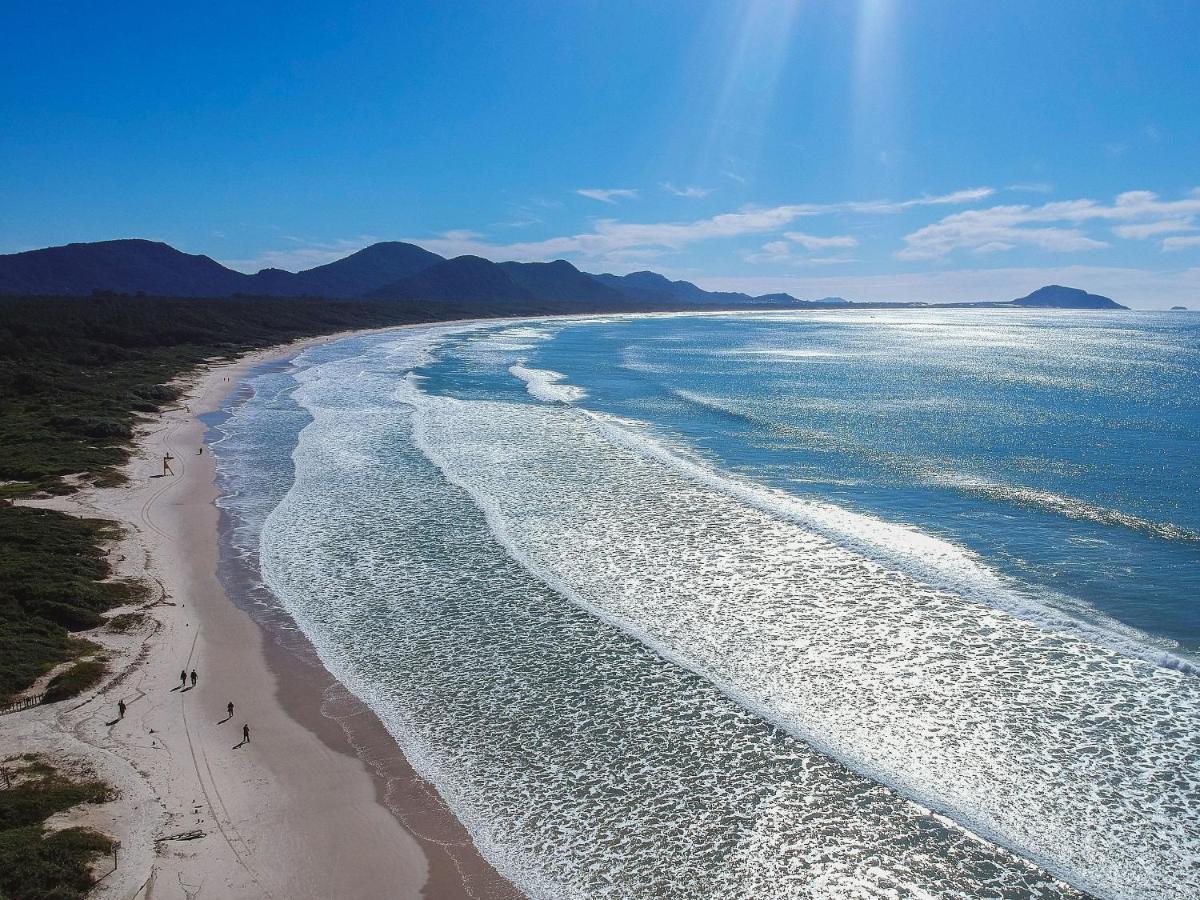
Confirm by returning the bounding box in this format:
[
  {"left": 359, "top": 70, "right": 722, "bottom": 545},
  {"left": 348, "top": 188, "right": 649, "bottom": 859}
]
[{"left": 0, "top": 293, "right": 499, "bottom": 703}]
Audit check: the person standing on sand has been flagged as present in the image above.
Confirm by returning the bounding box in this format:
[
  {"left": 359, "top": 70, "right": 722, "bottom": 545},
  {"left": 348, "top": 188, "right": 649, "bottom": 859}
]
[
  {"left": 179, "top": 670, "right": 187, "bottom": 689},
  {"left": 118, "top": 699, "right": 126, "bottom": 719},
  {"left": 242, "top": 723, "right": 250, "bottom": 743},
  {"left": 227, "top": 701, "right": 235, "bottom": 718},
  {"left": 190, "top": 669, "right": 198, "bottom": 688}
]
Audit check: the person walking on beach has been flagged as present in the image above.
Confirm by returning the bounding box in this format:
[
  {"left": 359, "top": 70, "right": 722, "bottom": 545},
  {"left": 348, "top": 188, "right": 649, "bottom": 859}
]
[
  {"left": 179, "top": 670, "right": 187, "bottom": 689},
  {"left": 242, "top": 723, "right": 250, "bottom": 744},
  {"left": 227, "top": 701, "right": 235, "bottom": 718},
  {"left": 190, "top": 669, "right": 198, "bottom": 688},
  {"left": 118, "top": 699, "right": 126, "bottom": 719}
]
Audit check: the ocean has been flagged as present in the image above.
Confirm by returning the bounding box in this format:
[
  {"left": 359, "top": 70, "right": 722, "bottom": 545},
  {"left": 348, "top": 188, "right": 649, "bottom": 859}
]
[{"left": 209, "top": 309, "right": 1200, "bottom": 899}]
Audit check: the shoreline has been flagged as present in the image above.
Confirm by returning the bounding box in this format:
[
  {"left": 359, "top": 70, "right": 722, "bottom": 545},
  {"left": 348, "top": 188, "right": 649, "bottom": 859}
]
[{"left": 3, "top": 325, "right": 521, "bottom": 899}]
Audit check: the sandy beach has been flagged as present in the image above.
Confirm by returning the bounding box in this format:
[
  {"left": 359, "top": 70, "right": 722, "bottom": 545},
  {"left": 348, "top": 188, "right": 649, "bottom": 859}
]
[{"left": 1, "top": 328, "right": 520, "bottom": 900}]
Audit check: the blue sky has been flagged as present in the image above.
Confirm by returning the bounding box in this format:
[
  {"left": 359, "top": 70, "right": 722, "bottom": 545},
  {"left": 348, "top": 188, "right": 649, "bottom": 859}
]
[{"left": 2, "top": 1, "right": 1198, "bottom": 307}]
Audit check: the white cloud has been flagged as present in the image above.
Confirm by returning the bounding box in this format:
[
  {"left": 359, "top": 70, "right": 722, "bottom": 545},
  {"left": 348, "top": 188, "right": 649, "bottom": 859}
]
[
  {"left": 417, "top": 187, "right": 992, "bottom": 265},
  {"left": 1163, "top": 235, "right": 1200, "bottom": 252},
  {"left": 783, "top": 231, "right": 859, "bottom": 250},
  {"left": 745, "top": 240, "right": 792, "bottom": 263},
  {"left": 804, "top": 256, "right": 858, "bottom": 265},
  {"left": 662, "top": 183, "right": 713, "bottom": 199},
  {"left": 895, "top": 187, "right": 996, "bottom": 208},
  {"left": 898, "top": 210, "right": 1106, "bottom": 260},
  {"left": 899, "top": 190, "right": 1200, "bottom": 260},
  {"left": 1007, "top": 182, "right": 1054, "bottom": 194},
  {"left": 576, "top": 188, "right": 639, "bottom": 203},
  {"left": 747, "top": 231, "right": 859, "bottom": 264},
  {"left": 1113, "top": 218, "right": 1195, "bottom": 240}
]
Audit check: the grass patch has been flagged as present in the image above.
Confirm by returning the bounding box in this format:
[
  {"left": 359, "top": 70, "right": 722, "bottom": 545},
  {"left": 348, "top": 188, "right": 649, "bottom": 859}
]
[
  {"left": 0, "top": 827, "right": 113, "bottom": 900},
  {"left": 0, "top": 759, "right": 113, "bottom": 830},
  {"left": 104, "top": 612, "right": 146, "bottom": 633},
  {"left": 42, "top": 660, "right": 107, "bottom": 704},
  {"left": 0, "top": 507, "right": 132, "bottom": 704},
  {"left": 0, "top": 757, "right": 114, "bottom": 900}
]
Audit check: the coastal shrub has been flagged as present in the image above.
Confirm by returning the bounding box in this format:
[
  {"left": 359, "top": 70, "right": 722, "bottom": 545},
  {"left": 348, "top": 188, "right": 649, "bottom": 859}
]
[
  {"left": 0, "top": 507, "right": 128, "bottom": 704},
  {"left": 0, "top": 765, "right": 112, "bottom": 830},
  {"left": 0, "top": 293, "right": 460, "bottom": 700},
  {"left": 104, "top": 612, "right": 146, "bottom": 633},
  {"left": 42, "top": 661, "right": 106, "bottom": 704},
  {"left": 27, "top": 601, "right": 104, "bottom": 633},
  {"left": 46, "top": 415, "right": 132, "bottom": 441},
  {"left": 0, "top": 826, "right": 113, "bottom": 900},
  {"left": 0, "top": 761, "right": 113, "bottom": 900}
]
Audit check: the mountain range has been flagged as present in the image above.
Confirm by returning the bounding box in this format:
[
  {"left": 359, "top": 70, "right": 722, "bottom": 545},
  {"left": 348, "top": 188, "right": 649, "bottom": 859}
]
[{"left": 0, "top": 239, "right": 1128, "bottom": 310}]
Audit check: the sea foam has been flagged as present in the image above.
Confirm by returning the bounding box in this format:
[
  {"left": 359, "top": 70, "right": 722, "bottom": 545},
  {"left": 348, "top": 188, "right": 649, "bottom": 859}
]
[
  {"left": 408, "top": 389, "right": 1200, "bottom": 900},
  {"left": 509, "top": 361, "right": 587, "bottom": 403},
  {"left": 239, "top": 327, "right": 1089, "bottom": 900}
]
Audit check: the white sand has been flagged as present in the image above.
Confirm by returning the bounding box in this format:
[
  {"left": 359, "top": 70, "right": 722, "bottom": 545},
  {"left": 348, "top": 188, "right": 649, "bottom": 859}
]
[{"left": 1, "top": 329, "right": 513, "bottom": 899}]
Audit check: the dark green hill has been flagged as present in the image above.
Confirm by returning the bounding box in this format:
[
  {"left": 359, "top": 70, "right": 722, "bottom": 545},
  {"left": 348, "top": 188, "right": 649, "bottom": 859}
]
[
  {"left": 368, "top": 255, "right": 535, "bottom": 303},
  {"left": 499, "top": 259, "right": 629, "bottom": 306},
  {"left": 1011, "top": 285, "right": 1127, "bottom": 309},
  {"left": 0, "top": 240, "right": 249, "bottom": 297},
  {"left": 248, "top": 241, "right": 444, "bottom": 297}
]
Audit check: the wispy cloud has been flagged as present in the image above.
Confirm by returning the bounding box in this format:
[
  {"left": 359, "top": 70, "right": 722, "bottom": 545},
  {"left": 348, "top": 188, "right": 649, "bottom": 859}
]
[
  {"left": 662, "top": 183, "right": 713, "bottom": 199},
  {"left": 1163, "top": 234, "right": 1200, "bottom": 251},
  {"left": 807, "top": 187, "right": 995, "bottom": 218},
  {"left": 1114, "top": 218, "right": 1195, "bottom": 240},
  {"left": 899, "top": 189, "right": 1200, "bottom": 259},
  {"left": 783, "top": 231, "right": 859, "bottom": 250},
  {"left": 746, "top": 231, "right": 859, "bottom": 265},
  {"left": 744, "top": 240, "right": 794, "bottom": 264},
  {"left": 745, "top": 240, "right": 857, "bottom": 265},
  {"left": 576, "top": 187, "right": 639, "bottom": 203},
  {"left": 222, "top": 236, "right": 378, "bottom": 273},
  {"left": 1007, "top": 182, "right": 1054, "bottom": 194},
  {"left": 417, "top": 187, "right": 992, "bottom": 264}
]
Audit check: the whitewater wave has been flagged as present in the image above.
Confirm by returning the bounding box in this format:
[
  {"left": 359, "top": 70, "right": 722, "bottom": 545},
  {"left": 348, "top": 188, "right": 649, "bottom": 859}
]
[
  {"left": 509, "top": 361, "right": 587, "bottom": 404},
  {"left": 595, "top": 412, "right": 1197, "bottom": 675},
  {"left": 407, "top": 389, "right": 1200, "bottom": 899},
  {"left": 221, "top": 315, "right": 1200, "bottom": 900},
  {"left": 242, "top": 329, "right": 1086, "bottom": 899},
  {"left": 670, "top": 389, "right": 1200, "bottom": 554},
  {"left": 934, "top": 473, "right": 1200, "bottom": 544}
]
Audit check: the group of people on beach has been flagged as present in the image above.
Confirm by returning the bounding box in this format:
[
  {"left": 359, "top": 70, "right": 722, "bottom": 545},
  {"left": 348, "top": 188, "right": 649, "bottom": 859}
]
[
  {"left": 178, "top": 669, "right": 251, "bottom": 743},
  {"left": 116, "top": 669, "right": 250, "bottom": 744},
  {"left": 226, "top": 700, "right": 251, "bottom": 744}
]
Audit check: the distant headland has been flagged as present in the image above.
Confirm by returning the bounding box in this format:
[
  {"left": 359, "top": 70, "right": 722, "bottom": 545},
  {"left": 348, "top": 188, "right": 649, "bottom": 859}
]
[{"left": 0, "top": 238, "right": 1129, "bottom": 311}]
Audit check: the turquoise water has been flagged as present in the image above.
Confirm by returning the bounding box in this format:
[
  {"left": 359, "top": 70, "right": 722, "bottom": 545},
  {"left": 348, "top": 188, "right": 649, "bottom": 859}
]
[{"left": 212, "top": 311, "right": 1200, "bottom": 899}]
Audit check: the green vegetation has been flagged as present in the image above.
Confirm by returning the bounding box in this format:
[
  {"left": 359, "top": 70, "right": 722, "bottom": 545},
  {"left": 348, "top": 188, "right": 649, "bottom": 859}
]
[
  {"left": 103, "top": 612, "right": 146, "bottom": 633},
  {"left": 0, "top": 507, "right": 132, "bottom": 704},
  {"left": 0, "top": 293, "right": 468, "bottom": 704},
  {"left": 0, "top": 757, "right": 114, "bottom": 900},
  {"left": 42, "top": 661, "right": 107, "bottom": 704},
  {"left": 0, "top": 294, "right": 454, "bottom": 489}
]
